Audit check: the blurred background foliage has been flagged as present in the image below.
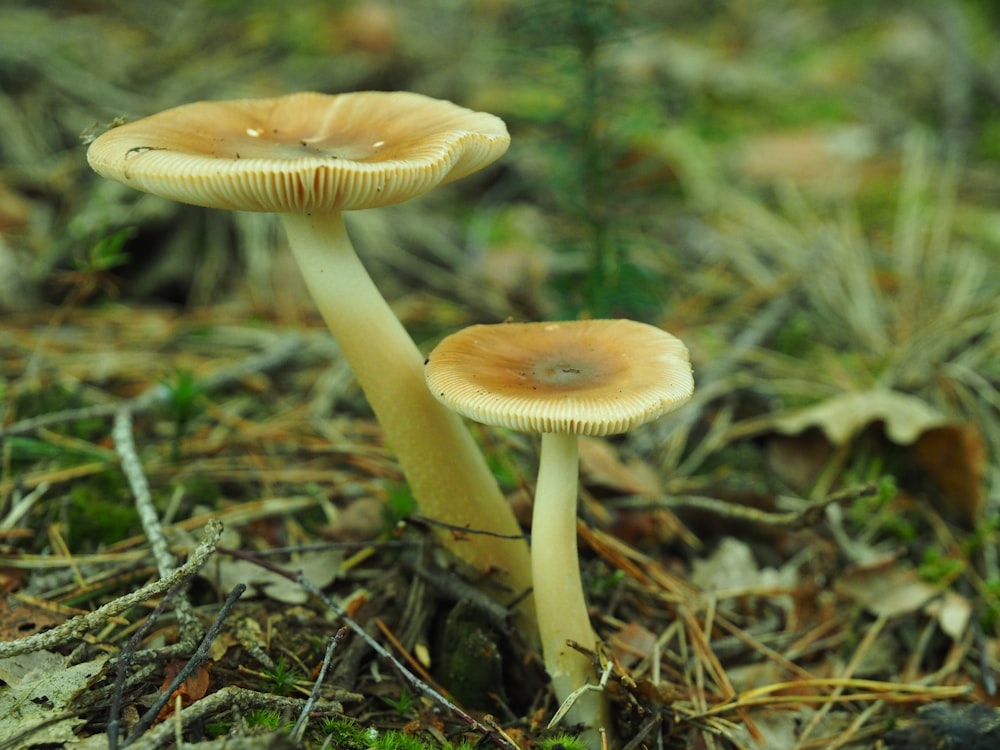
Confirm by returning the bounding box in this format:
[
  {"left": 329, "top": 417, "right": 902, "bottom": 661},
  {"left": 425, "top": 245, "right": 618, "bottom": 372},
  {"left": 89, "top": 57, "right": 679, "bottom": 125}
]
[{"left": 2, "top": 0, "right": 1000, "bottom": 494}]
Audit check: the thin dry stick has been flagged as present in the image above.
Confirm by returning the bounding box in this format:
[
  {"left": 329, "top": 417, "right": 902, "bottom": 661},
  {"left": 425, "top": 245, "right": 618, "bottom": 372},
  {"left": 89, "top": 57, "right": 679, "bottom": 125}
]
[
  {"left": 113, "top": 407, "right": 201, "bottom": 644},
  {"left": 291, "top": 627, "right": 347, "bottom": 742},
  {"left": 108, "top": 582, "right": 188, "bottom": 749},
  {"left": 792, "top": 612, "right": 888, "bottom": 749},
  {"left": 620, "top": 715, "right": 661, "bottom": 750},
  {"left": 713, "top": 614, "right": 816, "bottom": 682},
  {"left": 124, "top": 686, "right": 332, "bottom": 750},
  {"left": 615, "top": 482, "right": 880, "bottom": 530},
  {"left": 375, "top": 617, "right": 444, "bottom": 690},
  {"left": 294, "top": 572, "right": 518, "bottom": 750},
  {"left": 821, "top": 699, "right": 885, "bottom": 750},
  {"left": 0, "top": 480, "right": 50, "bottom": 530},
  {"left": 123, "top": 583, "right": 247, "bottom": 746},
  {"left": 0, "top": 519, "right": 223, "bottom": 659},
  {"left": 212, "top": 544, "right": 518, "bottom": 748},
  {"left": 690, "top": 680, "right": 969, "bottom": 716}
]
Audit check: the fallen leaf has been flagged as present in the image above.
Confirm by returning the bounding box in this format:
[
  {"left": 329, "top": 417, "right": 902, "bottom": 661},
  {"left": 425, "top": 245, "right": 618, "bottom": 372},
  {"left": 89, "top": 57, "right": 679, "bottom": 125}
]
[
  {"left": 924, "top": 590, "right": 972, "bottom": 642},
  {"left": 610, "top": 622, "right": 658, "bottom": 669},
  {"left": 208, "top": 550, "right": 342, "bottom": 604},
  {"left": 157, "top": 660, "right": 211, "bottom": 720},
  {"left": 764, "top": 429, "right": 835, "bottom": 493},
  {"left": 760, "top": 389, "right": 985, "bottom": 523},
  {"left": 0, "top": 593, "right": 70, "bottom": 641},
  {"left": 0, "top": 652, "right": 107, "bottom": 749},
  {"left": 579, "top": 436, "right": 661, "bottom": 496},
  {"left": 835, "top": 559, "right": 940, "bottom": 618},
  {"left": 0, "top": 650, "right": 65, "bottom": 684},
  {"left": 690, "top": 537, "right": 798, "bottom": 594},
  {"left": 769, "top": 389, "right": 950, "bottom": 446},
  {"left": 912, "top": 423, "right": 986, "bottom": 524}
]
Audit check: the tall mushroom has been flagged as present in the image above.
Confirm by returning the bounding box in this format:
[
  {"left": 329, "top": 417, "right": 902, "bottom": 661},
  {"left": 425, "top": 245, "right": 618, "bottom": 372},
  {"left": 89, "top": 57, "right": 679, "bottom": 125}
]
[
  {"left": 86, "top": 91, "right": 535, "bottom": 632},
  {"left": 425, "top": 319, "right": 694, "bottom": 743}
]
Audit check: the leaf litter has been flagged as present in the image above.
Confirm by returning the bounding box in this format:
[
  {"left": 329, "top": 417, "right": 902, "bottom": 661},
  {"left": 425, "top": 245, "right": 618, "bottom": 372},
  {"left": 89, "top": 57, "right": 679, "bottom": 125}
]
[{"left": 2, "top": 1, "right": 1000, "bottom": 748}]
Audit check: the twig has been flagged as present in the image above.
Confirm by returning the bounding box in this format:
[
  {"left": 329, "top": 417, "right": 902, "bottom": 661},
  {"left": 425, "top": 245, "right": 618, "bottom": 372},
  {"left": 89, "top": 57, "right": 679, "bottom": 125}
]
[
  {"left": 0, "top": 519, "right": 223, "bottom": 659},
  {"left": 108, "top": 582, "right": 187, "bottom": 750},
  {"left": 620, "top": 715, "right": 660, "bottom": 750},
  {"left": 611, "top": 482, "right": 881, "bottom": 530},
  {"left": 211, "top": 545, "right": 517, "bottom": 748},
  {"left": 291, "top": 627, "right": 347, "bottom": 742},
  {"left": 793, "top": 612, "right": 888, "bottom": 749},
  {"left": 295, "top": 572, "right": 517, "bottom": 749},
  {"left": 123, "top": 583, "right": 246, "bottom": 746},
  {"left": 113, "top": 411, "right": 174, "bottom": 577},
  {"left": 123, "top": 686, "right": 337, "bottom": 750},
  {"left": 0, "top": 481, "right": 50, "bottom": 530},
  {"left": 113, "top": 407, "right": 201, "bottom": 645},
  {"left": 683, "top": 678, "right": 971, "bottom": 720},
  {"left": 408, "top": 514, "right": 528, "bottom": 540},
  {"left": 402, "top": 544, "right": 518, "bottom": 635}
]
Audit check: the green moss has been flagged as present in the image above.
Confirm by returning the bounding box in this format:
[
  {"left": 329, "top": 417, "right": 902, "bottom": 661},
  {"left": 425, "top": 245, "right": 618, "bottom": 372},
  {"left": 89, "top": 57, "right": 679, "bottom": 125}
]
[
  {"left": 538, "top": 736, "right": 589, "bottom": 750},
  {"left": 918, "top": 547, "right": 965, "bottom": 584},
  {"left": 13, "top": 384, "right": 106, "bottom": 442},
  {"left": 435, "top": 601, "right": 503, "bottom": 711},
  {"left": 66, "top": 473, "right": 140, "bottom": 549},
  {"left": 314, "top": 718, "right": 480, "bottom": 750},
  {"left": 245, "top": 708, "right": 284, "bottom": 730}
]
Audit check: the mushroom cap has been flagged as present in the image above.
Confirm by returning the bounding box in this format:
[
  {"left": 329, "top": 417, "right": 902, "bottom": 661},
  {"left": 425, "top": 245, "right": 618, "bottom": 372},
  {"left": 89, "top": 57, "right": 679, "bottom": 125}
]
[
  {"left": 86, "top": 91, "right": 510, "bottom": 213},
  {"left": 425, "top": 319, "right": 694, "bottom": 436}
]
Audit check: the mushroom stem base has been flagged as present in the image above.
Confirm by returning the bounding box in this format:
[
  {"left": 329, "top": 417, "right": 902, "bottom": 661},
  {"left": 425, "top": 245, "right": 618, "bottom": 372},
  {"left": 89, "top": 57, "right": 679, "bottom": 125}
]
[{"left": 533, "top": 432, "right": 610, "bottom": 744}]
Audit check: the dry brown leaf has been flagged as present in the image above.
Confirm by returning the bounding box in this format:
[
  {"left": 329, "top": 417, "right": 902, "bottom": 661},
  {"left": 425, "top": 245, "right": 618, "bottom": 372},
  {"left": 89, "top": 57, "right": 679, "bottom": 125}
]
[
  {"left": 924, "top": 589, "right": 972, "bottom": 642},
  {"left": 610, "top": 622, "right": 658, "bottom": 669},
  {"left": 912, "top": 423, "right": 987, "bottom": 524},
  {"left": 579, "top": 436, "right": 661, "bottom": 495},
  {"left": 764, "top": 429, "right": 835, "bottom": 493},
  {"left": 157, "top": 660, "right": 211, "bottom": 720},
  {"left": 738, "top": 127, "right": 876, "bottom": 194},
  {"left": 769, "top": 389, "right": 951, "bottom": 446},
  {"left": 208, "top": 549, "right": 342, "bottom": 604},
  {"left": 0, "top": 594, "right": 71, "bottom": 641},
  {"left": 763, "top": 389, "right": 985, "bottom": 522},
  {"left": 835, "top": 559, "right": 940, "bottom": 618}
]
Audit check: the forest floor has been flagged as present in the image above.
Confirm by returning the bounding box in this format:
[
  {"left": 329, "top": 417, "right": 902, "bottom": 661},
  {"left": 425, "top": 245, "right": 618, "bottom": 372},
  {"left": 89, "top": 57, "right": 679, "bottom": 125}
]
[{"left": 1, "top": 2, "right": 1000, "bottom": 749}]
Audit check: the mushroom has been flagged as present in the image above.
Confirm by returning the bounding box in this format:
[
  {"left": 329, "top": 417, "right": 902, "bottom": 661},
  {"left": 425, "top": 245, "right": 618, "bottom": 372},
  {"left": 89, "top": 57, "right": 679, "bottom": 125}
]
[
  {"left": 86, "top": 91, "right": 535, "bottom": 631},
  {"left": 425, "top": 319, "right": 694, "bottom": 741}
]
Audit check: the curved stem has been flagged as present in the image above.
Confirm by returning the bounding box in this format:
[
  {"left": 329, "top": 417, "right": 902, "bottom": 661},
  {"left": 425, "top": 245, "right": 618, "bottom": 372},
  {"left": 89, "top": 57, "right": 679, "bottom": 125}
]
[
  {"left": 533, "top": 432, "right": 609, "bottom": 744},
  {"left": 280, "top": 212, "right": 535, "bottom": 636}
]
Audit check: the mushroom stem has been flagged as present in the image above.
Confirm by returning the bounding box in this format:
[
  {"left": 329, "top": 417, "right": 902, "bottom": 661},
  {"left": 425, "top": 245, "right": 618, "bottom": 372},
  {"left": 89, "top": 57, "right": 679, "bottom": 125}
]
[
  {"left": 533, "top": 431, "right": 610, "bottom": 742},
  {"left": 280, "top": 211, "right": 535, "bottom": 634}
]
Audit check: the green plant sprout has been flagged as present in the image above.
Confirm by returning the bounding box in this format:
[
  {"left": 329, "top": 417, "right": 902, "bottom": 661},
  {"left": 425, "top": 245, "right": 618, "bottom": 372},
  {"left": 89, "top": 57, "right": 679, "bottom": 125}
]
[
  {"left": 159, "top": 369, "right": 205, "bottom": 461},
  {"left": 262, "top": 655, "right": 301, "bottom": 696},
  {"left": 245, "top": 708, "right": 284, "bottom": 730},
  {"left": 918, "top": 547, "right": 966, "bottom": 584},
  {"left": 980, "top": 579, "right": 1000, "bottom": 634},
  {"left": 378, "top": 687, "right": 417, "bottom": 717},
  {"left": 512, "top": 0, "right": 662, "bottom": 318},
  {"left": 58, "top": 226, "right": 134, "bottom": 305},
  {"left": 382, "top": 484, "right": 418, "bottom": 533},
  {"left": 81, "top": 226, "right": 133, "bottom": 273},
  {"left": 846, "top": 475, "right": 914, "bottom": 543}
]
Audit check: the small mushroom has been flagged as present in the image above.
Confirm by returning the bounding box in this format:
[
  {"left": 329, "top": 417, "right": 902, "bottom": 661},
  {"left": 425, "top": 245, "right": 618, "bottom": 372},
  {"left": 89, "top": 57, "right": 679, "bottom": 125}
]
[
  {"left": 87, "top": 92, "right": 534, "bottom": 630},
  {"left": 425, "top": 319, "right": 694, "bottom": 741}
]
